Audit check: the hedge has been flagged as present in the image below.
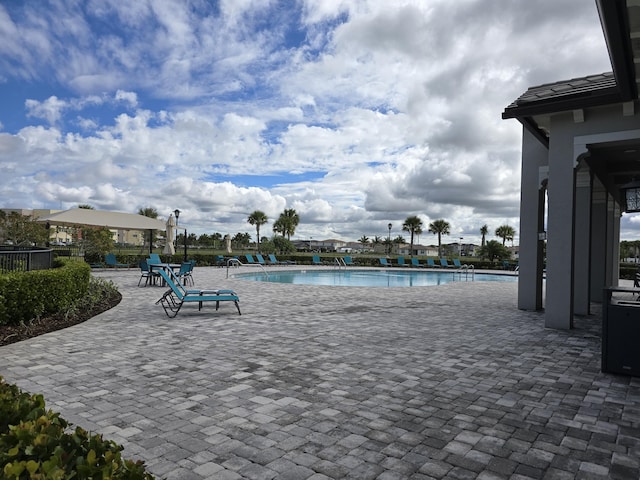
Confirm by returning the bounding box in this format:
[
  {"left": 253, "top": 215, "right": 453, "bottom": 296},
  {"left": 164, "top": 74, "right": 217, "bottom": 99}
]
[
  {"left": 0, "top": 260, "right": 91, "bottom": 327},
  {"left": 0, "top": 376, "right": 155, "bottom": 479}
]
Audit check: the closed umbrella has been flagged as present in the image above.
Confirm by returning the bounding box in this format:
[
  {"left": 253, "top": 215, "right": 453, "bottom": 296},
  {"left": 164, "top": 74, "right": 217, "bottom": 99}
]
[
  {"left": 163, "top": 214, "right": 176, "bottom": 255},
  {"left": 225, "top": 234, "right": 232, "bottom": 254}
]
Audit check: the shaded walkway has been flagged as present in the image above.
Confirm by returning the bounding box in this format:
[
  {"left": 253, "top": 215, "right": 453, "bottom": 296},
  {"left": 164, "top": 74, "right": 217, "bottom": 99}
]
[{"left": 1, "top": 267, "right": 639, "bottom": 479}]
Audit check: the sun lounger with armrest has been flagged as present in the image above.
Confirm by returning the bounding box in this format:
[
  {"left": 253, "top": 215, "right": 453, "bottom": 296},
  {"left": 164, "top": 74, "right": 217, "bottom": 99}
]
[{"left": 155, "top": 268, "right": 241, "bottom": 317}]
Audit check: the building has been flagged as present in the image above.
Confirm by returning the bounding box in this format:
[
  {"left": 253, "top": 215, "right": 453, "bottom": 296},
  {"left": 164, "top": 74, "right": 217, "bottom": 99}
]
[{"left": 503, "top": 0, "right": 640, "bottom": 329}]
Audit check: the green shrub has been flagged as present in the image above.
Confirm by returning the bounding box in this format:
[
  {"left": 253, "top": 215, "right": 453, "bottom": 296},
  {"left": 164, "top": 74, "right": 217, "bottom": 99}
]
[
  {"left": 0, "top": 260, "right": 91, "bottom": 327},
  {"left": 0, "top": 377, "right": 155, "bottom": 480}
]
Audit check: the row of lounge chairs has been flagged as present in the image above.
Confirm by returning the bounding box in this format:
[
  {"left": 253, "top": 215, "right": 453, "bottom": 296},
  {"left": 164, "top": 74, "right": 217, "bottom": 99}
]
[
  {"left": 244, "top": 253, "right": 297, "bottom": 265},
  {"left": 379, "top": 257, "right": 465, "bottom": 268}
]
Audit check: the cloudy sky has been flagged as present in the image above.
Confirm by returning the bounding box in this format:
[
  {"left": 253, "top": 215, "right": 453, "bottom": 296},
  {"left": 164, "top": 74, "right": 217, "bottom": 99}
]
[{"left": 0, "top": 0, "right": 616, "bottom": 245}]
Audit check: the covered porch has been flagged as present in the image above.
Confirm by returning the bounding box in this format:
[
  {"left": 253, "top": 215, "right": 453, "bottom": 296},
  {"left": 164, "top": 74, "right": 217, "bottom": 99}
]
[{"left": 503, "top": 0, "right": 640, "bottom": 329}]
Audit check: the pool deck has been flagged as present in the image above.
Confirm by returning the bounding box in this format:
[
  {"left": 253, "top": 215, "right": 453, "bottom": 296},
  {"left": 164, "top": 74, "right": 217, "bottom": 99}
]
[{"left": 1, "top": 265, "right": 640, "bottom": 479}]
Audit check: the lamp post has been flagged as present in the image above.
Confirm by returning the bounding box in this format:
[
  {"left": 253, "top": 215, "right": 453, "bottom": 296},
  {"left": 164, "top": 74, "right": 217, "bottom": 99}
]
[
  {"left": 174, "top": 209, "right": 187, "bottom": 261},
  {"left": 387, "top": 223, "right": 392, "bottom": 255}
]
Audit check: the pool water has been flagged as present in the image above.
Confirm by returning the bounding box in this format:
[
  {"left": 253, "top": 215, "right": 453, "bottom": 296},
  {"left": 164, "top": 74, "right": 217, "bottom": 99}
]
[{"left": 233, "top": 269, "right": 518, "bottom": 287}]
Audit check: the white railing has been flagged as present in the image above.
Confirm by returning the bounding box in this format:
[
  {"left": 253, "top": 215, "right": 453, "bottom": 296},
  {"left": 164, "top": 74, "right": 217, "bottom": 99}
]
[{"left": 226, "top": 258, "right": 269, "bottom": 279}]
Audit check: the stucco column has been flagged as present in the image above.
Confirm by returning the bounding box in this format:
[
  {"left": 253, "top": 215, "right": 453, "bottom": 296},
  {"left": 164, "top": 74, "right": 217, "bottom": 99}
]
[
  {"left": 573, "top": 167, "right": 591, "bottom": 315},
  {"left": 545, "top": 121, "right": 575, "bottom": 329},
  {"left": 590, "top": 179, "right": 607, "bottom": 301},
  {"left": 517, "top": 128, "right": 546, "bottom": 311}
]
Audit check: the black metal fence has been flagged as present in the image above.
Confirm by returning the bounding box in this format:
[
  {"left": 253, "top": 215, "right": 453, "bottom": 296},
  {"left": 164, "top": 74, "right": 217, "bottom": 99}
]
[{"left": 0, "top": 247, "right": 54, "bottom": 274}]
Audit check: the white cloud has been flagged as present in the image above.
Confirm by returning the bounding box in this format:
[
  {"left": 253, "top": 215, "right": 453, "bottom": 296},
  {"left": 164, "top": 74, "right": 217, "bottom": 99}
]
[{"left": 0, "top": 0, "right": 617, "bottom": 244}]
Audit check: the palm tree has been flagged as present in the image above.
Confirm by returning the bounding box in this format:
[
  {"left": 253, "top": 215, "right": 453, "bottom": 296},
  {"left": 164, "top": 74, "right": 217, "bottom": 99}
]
[
  {"left": 402, "top": 216, "right": 423, "bottom": 257},
  {"left": 276, "top": 209, "right": 299, "bottom": 240},
  {"left": 358, "top": 235, "right": 369, "bottom": 251},
  {"left": 247, "top": 210, "right": 268, "bottom": 253},
  {"left": 480, "top": 224, "right": 488, "bottom": 247},
  {"left": 495, "top": 225, "right": 516, "bottom": 246},
  {"left": 428, "top": 219, "right": 450, "bottom": 257},
  {"left": 138, "top": 207, "right": 158, "bottom": 218}
]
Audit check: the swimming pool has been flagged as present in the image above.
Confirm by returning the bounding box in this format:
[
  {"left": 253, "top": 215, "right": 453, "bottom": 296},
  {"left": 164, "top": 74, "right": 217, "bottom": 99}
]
[{"left": 233, "top": 269, "right": 518, "bottom": 287}]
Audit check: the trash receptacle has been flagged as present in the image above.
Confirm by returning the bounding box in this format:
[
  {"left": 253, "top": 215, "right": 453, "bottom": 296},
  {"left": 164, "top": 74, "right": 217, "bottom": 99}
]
[{"left": 602, "top": 287, "right": 640, "bottom": 377}]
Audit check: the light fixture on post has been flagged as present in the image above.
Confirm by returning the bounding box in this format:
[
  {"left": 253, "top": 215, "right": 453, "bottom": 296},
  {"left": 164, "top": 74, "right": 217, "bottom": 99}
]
[
  {"left": 621, "top": 179, "right": 640, "bottom": 213},
  {"left": 173, "top": 209, "right": 187, "bottom": 261},
  {"left": 387, "top": 223, "right": 392, "bottom": 255}
]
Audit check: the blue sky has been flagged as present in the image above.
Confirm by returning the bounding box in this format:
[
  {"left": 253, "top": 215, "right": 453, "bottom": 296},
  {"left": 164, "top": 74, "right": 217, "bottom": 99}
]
[{"left": 0, "top": 0, "right": 619, "bottom": 243}]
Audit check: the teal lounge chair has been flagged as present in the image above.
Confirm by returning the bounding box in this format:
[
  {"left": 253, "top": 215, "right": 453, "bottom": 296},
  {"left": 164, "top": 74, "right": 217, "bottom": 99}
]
[
  {"left": 245, "top": 254, "right": 256, "bottom": 264},
  {"left": 452, "top": 259, "right": 462, "bottom": 268},
  {"left": 426, "top": 258, "right": 439, "bottom": 268},
  {"left": 379, "top": 258, "right": 391, "bottom": 267},
  {"left": 411, "top": 258, "right": 422, "bottom": 267},
  {"left": 148, "top": 253, "right": 162, "bottom": 265},
  {"left": 397, "top": 256, "right": 408, "bottom": 267},
  {"left": 255, "top": 254, "right": 267, "bottom": 265},
  {"left": 343, "top": 256, "right": 354, "bottom": 266},
  {"left": 105, "top": 253, "right": 128, "bottom": 269},
  {"left": 312, "top": 255, "right": 323, "bottom": 265},
  {"left": 440, "top": 258, "right": 455, "bottom": 268},
  {"left": 269, "top": 254, "right": 295, "bottom": 265},
  {"left": 155, "top": 268, "right": 240, "bottom": 317}
]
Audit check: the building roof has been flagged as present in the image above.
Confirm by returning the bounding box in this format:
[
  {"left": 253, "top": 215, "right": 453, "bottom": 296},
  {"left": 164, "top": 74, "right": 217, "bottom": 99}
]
[
  {"left": 502, "top": 72, "right": 620, "bottom": 119},
  {"left": 503, "top": 0, "right": 640, "bottom": 123}
]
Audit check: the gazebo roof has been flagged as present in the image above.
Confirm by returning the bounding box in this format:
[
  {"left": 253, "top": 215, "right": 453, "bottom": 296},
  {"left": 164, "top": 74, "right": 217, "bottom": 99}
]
[{"left": 37, "top": 208, "right": 167, "bottom": 231}]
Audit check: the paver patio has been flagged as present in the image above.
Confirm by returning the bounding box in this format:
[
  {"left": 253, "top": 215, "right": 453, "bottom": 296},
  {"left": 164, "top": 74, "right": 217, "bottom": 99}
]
[{"left": 1, "top": 266, "right": 639, "bottom": 479}]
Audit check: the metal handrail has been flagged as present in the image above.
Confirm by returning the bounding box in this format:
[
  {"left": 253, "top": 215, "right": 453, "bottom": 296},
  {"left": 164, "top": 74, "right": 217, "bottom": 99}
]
[
  {"left": 454, "top": 264, "right": 475, "bottom": 281},
  {"left": 226, "top": 258, "right": 269, "bottom": 279}
]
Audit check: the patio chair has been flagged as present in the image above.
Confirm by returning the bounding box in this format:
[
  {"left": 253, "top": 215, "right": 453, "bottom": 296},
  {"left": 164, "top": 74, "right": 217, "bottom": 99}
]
[
  {"left": 244, "top": 254, "right": 256, "bottom": 264},
  {"left": 138, "top": 259, "right": 160, "bottom": 287},
  {"left": 379, "top": 258, "right": 391, "bottom": 267},
  {"left": 255, "top": 254, "right": 267, "bottom": 265},
  {"left": 411, "top": 258, "right": 423, "bottom": 267},
  {"left": 426, "top": 258, "right": 439, "bottom": 268},
  {"left": 452, "top": 259, "right": 463, "bottom": 268},
  {"left": 312, "top": 255, "right": 323, "bottom": 265},
  {"left": 148, "top": 253, "right": 162, "bottom": 265},
  {"left": 105, "top": 253, "right": 128, "bottom": 269},
  {"left": 177, "top": 261, "right": 194, "bottom": 286},
  {"left": 155, "top": 268, "right": 241, "bottom": 317},
  {"left": 397, "top": 256, "right": 408, "bottom": 267},
  {"left": 343, "top": 255, "right": 355, "bottom": 266}
]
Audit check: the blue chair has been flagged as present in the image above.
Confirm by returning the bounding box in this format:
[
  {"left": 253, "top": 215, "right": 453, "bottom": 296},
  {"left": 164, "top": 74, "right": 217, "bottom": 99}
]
[
  {"left": 255, "top": 254, "right": 267, "bottom": 265},
  {"left": 426, "top": 258, "right": 439, "bottom": 268},
  {"left": 105, "top": 253, "right": 128, "bottom": 269},
  {"left": 138, "top": 259, "right": 159, "bottom": 286},
  {"left": 148, "top": 253, "right": 162, "bottom": 265},
  {"left": 397, "top": 256, "right": 408, "bottom": 267},
  {"left": 379, "top": 258, "right": 391, "bottom": 267},
  {"left": 245, "top": 254, "right": 256, "bottom": 264},
  {"left": 155, "top": 268, "right": 240, "bottom": 317},
  {"left": 440, "top": 258, "right": 455, "bottom": 268},
  {"left": 312, "top": 255, "right": 323, "bottom": 265},
  {"left": 177, "top": 261, "right": 194, "bottom": 286},
  {"left": 411, "top": 258, "right": 422, "bottom": 267},
  {"left": 453, "top": 259, "right": 462, "bottom": 268},
  {"left": 343, "top": 256, "right": 354, "bottom": 266},
  {"left": 268, "top": 254, "right": 295, "bottom": 265}
]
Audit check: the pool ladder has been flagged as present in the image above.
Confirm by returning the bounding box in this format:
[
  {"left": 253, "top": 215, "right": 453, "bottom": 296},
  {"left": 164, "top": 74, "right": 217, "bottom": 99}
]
[
  {"left": 334, "top": 257, "right": 347, "bottom": 269},
  {"left": 226, "top": 258, "right": 269, "bottom": 279},
  {"left": 454, "top": 264, "right": 474, "bottom": 281}
]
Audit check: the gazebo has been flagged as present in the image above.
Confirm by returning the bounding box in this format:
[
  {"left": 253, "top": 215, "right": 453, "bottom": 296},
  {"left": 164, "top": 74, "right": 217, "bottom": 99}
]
[
  {"left": 37, "top": 209, "right": 168, "bottom": 254},
  {"left": 503, "top": 0, "right": 640, "bottom": 329}
]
